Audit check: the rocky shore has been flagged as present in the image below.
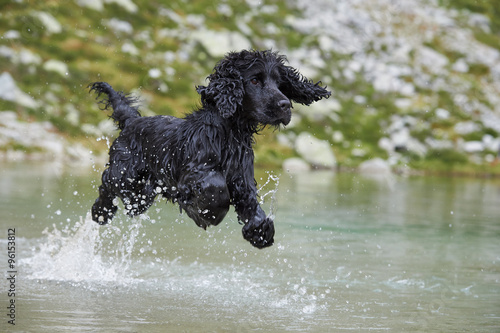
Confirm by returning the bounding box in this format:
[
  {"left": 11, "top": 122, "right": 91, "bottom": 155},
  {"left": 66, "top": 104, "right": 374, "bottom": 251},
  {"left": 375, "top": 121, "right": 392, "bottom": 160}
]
[{"left": 1, "top": 0, "right": 500, "bottom": 174}]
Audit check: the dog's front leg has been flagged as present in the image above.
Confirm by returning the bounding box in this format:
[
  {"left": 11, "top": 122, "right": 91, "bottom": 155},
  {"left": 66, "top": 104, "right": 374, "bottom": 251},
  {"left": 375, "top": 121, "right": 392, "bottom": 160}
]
[
  {"left": 178, "top": 170, "right": 230, "bottom": 229},
  {"left": 231, "top": 178, "right": 275, "bottom": 249}
]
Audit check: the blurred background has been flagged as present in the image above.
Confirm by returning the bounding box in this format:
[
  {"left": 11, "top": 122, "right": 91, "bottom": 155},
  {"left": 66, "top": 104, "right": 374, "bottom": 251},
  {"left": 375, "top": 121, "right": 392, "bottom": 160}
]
[
  {"left": 1, "top": 0, "right": 500, "bottom": 173},
  {"left": 1, "top": 2, "right": 500, "bottom": 332}
]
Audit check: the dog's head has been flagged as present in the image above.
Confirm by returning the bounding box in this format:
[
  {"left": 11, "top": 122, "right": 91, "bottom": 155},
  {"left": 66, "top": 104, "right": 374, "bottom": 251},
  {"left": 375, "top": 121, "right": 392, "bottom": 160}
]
[{"left": 196, "top": 50, "right": 331, "bottom": 126}]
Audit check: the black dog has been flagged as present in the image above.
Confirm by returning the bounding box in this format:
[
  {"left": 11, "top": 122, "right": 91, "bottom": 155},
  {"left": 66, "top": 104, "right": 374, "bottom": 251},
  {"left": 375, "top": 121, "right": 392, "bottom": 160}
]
[{"left": 89, "top": 50, "right": 330, "bottom": 248}]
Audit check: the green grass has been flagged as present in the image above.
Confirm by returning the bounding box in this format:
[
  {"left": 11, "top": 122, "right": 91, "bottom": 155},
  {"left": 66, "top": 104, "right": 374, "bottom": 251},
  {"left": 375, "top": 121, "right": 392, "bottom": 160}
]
[{"left": 1, "top": 0, "right": 499, "bottom": 173}]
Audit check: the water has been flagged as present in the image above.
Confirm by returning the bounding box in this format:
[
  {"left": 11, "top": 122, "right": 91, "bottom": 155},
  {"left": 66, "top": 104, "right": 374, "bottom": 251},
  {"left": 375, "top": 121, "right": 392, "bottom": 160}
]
[{"left": 1, "top": 161, "right": 499, "bottom": 332}]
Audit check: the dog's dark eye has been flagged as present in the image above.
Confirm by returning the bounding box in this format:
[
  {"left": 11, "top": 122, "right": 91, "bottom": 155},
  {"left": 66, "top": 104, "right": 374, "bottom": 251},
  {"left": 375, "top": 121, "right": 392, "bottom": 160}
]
[{"left": 250, "top": 78, "right": 259, "bottom": 85}]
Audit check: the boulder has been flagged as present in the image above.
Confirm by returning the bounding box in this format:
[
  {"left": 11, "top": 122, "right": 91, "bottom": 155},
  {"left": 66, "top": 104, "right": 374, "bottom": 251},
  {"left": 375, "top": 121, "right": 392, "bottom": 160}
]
[
  {"left": 0, "top": 72, "right": 39, "bottom": 108},
  {"left": 33, "top": 11, "right": 62, "bottom": 34},
  {"left": 106, "top": 0, "right": 138, "bottom": 13},
  {"left": 283, "top": 157, "right": 311, "bottom": 173},
  {"left": 359, "top": 158, "right": 391, "bottom": 175},
  {"left": 295, "top": 132, "right": 336, "bottom": 168},
  {"left": 463, "top": 141, "right": 484, "bottom": 153},
  {"left": 190, "top": 30, "right": 251, "bottom": 57},
  {"left": 43, "top": 59, "right": 69, "bottom": 77}
]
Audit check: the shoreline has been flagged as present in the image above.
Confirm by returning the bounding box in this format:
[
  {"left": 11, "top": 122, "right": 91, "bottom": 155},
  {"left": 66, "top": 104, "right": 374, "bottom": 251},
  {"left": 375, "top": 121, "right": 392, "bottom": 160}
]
[{"left": 2, "top": 153, "right": 500, "bottom": 179}]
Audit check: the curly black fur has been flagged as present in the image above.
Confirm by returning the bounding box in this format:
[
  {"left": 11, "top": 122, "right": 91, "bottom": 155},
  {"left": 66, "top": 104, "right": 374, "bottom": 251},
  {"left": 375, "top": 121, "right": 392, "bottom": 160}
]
[{"left": 89, "top": 50, "right": 330, "bottom": 249}]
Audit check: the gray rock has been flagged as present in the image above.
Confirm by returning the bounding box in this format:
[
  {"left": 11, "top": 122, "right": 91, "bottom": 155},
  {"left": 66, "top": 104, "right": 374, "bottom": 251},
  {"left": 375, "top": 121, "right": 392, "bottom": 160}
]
[
  {"left": 76, "top": 0, "right": 104, "bottom": 11},
  {"left": 0, "top": 111, "right": 94, "bottom": 164},
  {"left": 190, "top": 30, "right": 250, "bottom": 57},
  {"left": 283, "top": 158, "right": 311, "bottom": 173},
  {"left": 105, "top": 18, "right": 134, "bottom": 35},
  {"left": 0, "top": 72, "right": 39, "bottom": 109},
  {"left": 452, "top": 58, "right": 469, "bottom": 73},
  {"left": 295, "top": 132, "right": 336, "bottom": 168},
  {"left": 359, "top": 158, "right": 391, "bottom": 175},
  {"left": 454, "top": 121, "right": 481, "bottom": 135},
  {"left": 43, "top": 59, "right": 69, "bottom": 77},
  {"left": 32, "top": 11, "right": 62, "bottom": 34},
  {"left": 482, "top": 134, "right": 500, "bottom": 152},
  {"left": 415, "top": 46, "right": 449, "bottom": 75},
  {"left": 462, "top": 141, "right": 484, "bottom": 153},
  {"left": 106, "top": 0, "right": 138, "bottom": 13}
]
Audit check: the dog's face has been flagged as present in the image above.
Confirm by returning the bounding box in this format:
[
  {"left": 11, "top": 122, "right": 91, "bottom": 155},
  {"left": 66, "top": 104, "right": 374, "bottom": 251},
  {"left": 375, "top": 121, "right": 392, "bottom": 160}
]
[
  {"left": 240, "top": 61, "right": 292, "bottom": 126},
  {"left": 196, "top": 50, "right": 331, "bottom": 126}
]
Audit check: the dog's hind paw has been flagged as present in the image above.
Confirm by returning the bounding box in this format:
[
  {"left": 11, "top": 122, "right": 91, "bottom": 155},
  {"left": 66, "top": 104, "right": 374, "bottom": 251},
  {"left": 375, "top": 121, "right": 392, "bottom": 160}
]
[{"left": 91, "top": 199, "right": 117, "bottom": 225}]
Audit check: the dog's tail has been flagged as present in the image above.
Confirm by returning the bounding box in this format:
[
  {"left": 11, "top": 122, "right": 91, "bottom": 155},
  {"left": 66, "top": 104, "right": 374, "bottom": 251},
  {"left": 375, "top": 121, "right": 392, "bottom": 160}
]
[{"left": 89, "top": 82, "right": 141, "bottom": 130}]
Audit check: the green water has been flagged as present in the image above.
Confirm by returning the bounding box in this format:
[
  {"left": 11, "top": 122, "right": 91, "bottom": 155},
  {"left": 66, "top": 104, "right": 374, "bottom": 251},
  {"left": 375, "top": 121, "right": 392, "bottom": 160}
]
[{"left": 1, "top": 162, "right": 499, "bottom": 332}]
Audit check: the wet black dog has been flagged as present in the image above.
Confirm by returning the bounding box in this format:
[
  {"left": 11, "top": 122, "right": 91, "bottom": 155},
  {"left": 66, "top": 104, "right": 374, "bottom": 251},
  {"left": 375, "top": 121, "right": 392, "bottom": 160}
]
[{"left": 89, "top": 50, "right": 330, "bottom": 248}]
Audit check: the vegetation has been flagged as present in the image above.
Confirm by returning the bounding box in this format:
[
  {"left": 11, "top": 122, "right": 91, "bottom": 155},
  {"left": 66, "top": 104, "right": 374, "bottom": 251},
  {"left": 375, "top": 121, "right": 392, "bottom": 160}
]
[{"left": 1, "top": 0, "right": 500, "bottom": 175}]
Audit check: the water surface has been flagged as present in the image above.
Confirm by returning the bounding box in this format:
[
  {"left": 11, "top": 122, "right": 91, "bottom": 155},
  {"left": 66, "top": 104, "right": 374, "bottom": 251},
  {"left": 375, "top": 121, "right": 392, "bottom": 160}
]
[{"left": 1, "top": 162, "right": 499, "bottom": 332}]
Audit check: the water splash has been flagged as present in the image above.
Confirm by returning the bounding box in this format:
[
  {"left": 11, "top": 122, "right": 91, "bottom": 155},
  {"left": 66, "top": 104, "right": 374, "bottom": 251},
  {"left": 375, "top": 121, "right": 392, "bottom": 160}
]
[
  {"left": 21, "top": 213, "right": 144, "bottom": 284},
  {"left": 257, "top": 171, "right": 280, "bottom": 220},
  {"left": 19, "top": 209, "right": 328, "bottom": 319}
]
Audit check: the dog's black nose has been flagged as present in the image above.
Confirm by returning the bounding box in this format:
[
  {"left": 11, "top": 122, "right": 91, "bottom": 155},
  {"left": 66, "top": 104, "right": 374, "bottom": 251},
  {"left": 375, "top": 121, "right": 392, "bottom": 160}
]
[{"left": 278, "top": 99, "right": 291, "bottom": 111}]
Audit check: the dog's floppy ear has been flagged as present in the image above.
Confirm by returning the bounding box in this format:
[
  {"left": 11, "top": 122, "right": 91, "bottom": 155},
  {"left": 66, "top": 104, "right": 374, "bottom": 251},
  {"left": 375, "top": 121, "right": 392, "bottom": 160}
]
[
  {"left": 278, "top": 65, "right": 331, "bottom": 105},
  {"left": 196, "top": 56, "right": 244, "bottom": 118}
]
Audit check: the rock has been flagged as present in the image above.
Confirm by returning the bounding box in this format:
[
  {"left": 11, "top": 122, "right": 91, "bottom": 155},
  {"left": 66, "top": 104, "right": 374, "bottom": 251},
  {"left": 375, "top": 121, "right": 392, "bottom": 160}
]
[
  {"left": 190, "top": 30, "right": 251, "bottom": 57},
  {"left": 482, "top": 134, "right": 500, "bottom": 152},
  {"left": 3, "top": 30, "right": 21, "bottom": 39},
  {"left": 452, "top": 58, "right": 469, "bottom": 73},
  {"left": 415, "top": 46, "right": 449, "bottom": 75},
  {"left": 425, "top": 138, "right": 454, "bottom": 150},
  {"left": 32, "top": 11, "right": 62, "bottom": 34},
  {"left": 351, "top": 148, "right": 366, "bottom": 157},
  {"left": 480, "top": 109, "right": 500, "bottom": 134},
  {"left": 0, "top": 111, "right": 95, "bottom": 164},
  {"left": 332, "top": 131, "right": 344, "bottom": 143},
  {"left": 106, "top": 18, "right": 134, "bottom": 35},
  {"left": 64, "top": 103, "right": 80, "bottom": 126},
  {"left": 391, "top": 127, "right": 411, "bottom": 148},
  {"left": 0, "top": 111, "right": 60, "bottom": 156},
  {"left": 148, "top": 68, "right": 162, "bottom": 79},
  {"left": 359, "top": 158, "right": 391, "bottom": 175},
  {"left": 0, "top": 46, "right": 15, "bottom": 60},
  {"left": 283, "top": 158, "right": 311, "bottom": 172},
  {"left": 435, "top": 108, "right": 450, "bottom": 119},
  {"left": 76, "top": 0, "right": 104, "bottom": 11},
  {"left": 0, "top": 72, "right": 39, "bottom": 109},
  {"left": 299, "top": 98, "right": 341, "bottom": 122},
  {"left": 295, "top": 132, "right": 336, "bottom": 168},
  {"left": 65, "top": 143, "right": 94, "bottom": 164},
  {"left": 19, "top": 49, "right": 42, "bottom": 65},
  {"left": 106, "top": 0, "right": 138, "bottom": 13},
  {"left": 122, "top": 42, "right": 139, "bottom": 56},
  {"left": 406, "top": 138, "right": 428, "bottom": 157},
  {"left": 0, "top": 46, "right": 41, "bottom": 66},
  {"left": 43, "top": 59, "right": 68, "bottom": 77},
  {"left": 454, "top": 121, "right": 481, "bottom": 135},
  {"left": 276, "top": 133, "right": 294, "bottom": 148},
  {"left": 395, "top": 98, "right": 412, "bottom": 110},
  {"left": 463, "top": 141, "right": 483, "bottom": 153},
  {"left": 468, "top": 13, "right": 491, "bottom": 33}
]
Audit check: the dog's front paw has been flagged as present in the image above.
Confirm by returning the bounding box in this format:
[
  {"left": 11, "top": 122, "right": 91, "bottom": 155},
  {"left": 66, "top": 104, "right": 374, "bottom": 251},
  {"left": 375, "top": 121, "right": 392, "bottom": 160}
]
[{"left": 242, "top": 217, "right": 275, "bottom": 249}]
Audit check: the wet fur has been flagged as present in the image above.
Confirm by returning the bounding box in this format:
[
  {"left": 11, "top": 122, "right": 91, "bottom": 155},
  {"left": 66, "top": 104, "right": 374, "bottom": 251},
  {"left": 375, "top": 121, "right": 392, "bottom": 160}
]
[{"left": 89, "top": 50, "right": 330, "bottom": 249}]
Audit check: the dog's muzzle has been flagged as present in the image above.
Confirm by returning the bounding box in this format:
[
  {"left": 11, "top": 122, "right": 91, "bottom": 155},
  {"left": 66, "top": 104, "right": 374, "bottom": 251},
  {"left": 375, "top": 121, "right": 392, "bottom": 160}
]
[{"left": 278, "top": 99, "right": 292, "bottom": 125}]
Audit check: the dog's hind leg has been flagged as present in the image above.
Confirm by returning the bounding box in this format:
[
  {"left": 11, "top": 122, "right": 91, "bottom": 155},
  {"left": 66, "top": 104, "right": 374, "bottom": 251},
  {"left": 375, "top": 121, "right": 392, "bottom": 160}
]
[
  {"left": 122, "top": 172, "right": 158, "bottom": 218},
  {"left": 92, "top": 169, "right": 118, "bottom": 225},
  {"left": 92, "top": 163, "right": 158, "bottom": 223}
]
